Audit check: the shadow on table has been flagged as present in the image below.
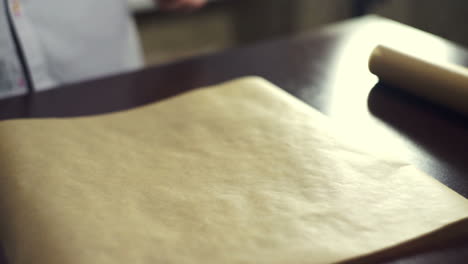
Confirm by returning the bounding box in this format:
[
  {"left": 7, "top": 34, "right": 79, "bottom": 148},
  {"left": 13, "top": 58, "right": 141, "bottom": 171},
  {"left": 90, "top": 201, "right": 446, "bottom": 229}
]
[
  {"left": 363, "top": 82, "right": 468, "bottom": 263},
  {"left": 0, "top": 248, "right": 4, "bottom": 264},
  {"left": 366, "top": 82, "right": 468, "bottom": 196},
  {"left": 339, "top": 218, "right": 468, "bottom": 264}
]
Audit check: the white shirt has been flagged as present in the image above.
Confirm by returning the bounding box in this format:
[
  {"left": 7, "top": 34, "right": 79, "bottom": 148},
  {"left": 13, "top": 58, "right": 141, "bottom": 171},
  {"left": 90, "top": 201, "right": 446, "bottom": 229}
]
[{"left": 0, "top": 0, "right": 143, "bottom": 99}]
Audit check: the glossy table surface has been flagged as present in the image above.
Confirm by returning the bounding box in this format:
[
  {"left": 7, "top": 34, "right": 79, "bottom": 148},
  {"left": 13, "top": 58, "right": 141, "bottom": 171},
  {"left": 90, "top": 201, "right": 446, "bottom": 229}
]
[{"left": 1, "top": 15, "right": 468, "bottom": 264}]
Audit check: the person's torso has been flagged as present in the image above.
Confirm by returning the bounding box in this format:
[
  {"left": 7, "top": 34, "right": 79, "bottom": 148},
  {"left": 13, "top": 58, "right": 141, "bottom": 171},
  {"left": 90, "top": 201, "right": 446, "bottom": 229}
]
[
  {"left": 0, "top": 0, "right": 27, "bottom": 98},
  {"left": 0, "top": 0, "right": 143, "bottom": 99}
]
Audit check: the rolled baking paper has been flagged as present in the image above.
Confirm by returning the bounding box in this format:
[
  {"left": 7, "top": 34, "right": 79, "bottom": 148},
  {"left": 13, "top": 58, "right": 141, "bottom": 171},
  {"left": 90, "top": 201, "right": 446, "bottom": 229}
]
[{"left": 369, "top": 45, "right": 468, "bottom": 115}]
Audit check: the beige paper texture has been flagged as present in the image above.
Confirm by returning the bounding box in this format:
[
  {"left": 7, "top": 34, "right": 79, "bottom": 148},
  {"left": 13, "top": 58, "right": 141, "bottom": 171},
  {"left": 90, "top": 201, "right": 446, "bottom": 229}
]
[
  {"left": 369, "top": 45, "right": 468, "bottom": 115},
  {"left": 0, "top": 77, "right": 467, "bottom": 264}
]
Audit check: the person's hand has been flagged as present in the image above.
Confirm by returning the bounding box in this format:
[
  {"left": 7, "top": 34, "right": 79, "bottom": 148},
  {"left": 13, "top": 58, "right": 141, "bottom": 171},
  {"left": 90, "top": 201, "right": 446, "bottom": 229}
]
[{"left": 157, "top": 0, "right": 207, "bottom": 12}]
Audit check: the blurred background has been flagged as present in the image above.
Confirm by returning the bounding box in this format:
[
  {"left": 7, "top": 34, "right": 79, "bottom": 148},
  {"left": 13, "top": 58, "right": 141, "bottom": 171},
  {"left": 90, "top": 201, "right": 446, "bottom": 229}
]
[{"left": 131, "top": 0, "right": 468, "bottom": 66}]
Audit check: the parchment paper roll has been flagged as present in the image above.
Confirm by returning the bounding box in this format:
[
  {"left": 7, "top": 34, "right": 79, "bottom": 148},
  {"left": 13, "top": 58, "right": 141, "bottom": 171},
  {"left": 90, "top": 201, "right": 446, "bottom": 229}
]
[{"left": 369, "top": 45, "right": 468, "bottom": 115}]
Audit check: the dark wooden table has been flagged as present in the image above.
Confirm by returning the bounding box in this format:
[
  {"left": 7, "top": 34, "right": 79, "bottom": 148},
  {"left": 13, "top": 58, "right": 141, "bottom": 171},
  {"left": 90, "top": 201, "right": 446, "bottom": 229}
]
[{"left": 1, "top": 16, "right": 468, "bottom": 264}]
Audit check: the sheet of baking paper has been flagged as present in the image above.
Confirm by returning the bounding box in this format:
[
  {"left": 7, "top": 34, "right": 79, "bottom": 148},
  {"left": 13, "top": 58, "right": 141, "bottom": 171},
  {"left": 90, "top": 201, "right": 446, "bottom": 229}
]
[
  {"left": 0, "top": 77, "right": 467, "bottom": 264},
  {"left": 369, "top": 45, "right": 468, "bottom": 116}
]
